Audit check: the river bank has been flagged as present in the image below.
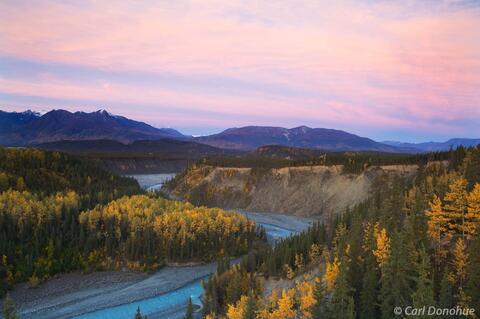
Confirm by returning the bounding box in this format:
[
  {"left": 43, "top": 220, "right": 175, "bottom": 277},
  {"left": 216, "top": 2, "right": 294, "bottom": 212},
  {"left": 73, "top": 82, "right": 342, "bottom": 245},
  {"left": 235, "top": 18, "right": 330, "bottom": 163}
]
[{"left": 2, "top": 211, "right": 315, "bottom": 319}]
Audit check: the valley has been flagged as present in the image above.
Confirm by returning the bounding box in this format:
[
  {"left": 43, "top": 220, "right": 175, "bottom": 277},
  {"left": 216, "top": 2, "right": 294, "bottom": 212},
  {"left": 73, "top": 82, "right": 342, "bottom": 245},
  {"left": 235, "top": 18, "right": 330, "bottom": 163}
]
[
  {"left": 0, "top": 112, "right": 479, "bottom": 319},
  {"left": 7, "top": 207, "right": 313, "bottom": 319},
  {"left": 2, "top": 2, "right": 480, "bottom": 318}
]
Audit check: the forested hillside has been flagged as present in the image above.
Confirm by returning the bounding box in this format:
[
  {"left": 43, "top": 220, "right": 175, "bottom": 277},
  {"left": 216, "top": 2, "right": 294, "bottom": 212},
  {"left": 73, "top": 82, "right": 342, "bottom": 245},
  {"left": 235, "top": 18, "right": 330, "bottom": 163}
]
[
  {"left": 0, "top": 148, "right": 262, "bottom": 297},
  {"left": 198, "top": 146, "right": 480, "bottom": 318},
  {"left": 0, "top": 147, "right": 140, "bottom": 202}
]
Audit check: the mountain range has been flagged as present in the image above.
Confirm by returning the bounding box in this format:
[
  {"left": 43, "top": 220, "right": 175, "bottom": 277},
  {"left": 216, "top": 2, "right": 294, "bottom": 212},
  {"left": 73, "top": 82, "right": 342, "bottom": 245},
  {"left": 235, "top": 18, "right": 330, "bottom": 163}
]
[
  {"left": 0, "top": 109, "right": 185, "bottom": 146},
  {"left": 194, "top": 125, "right": 403, "bottom": 152},
  {"left": 1, "top": 109, "right": 478, "bottom": 153},
  {"left": 382, "top": 139, "right": 480, "bottom": 152}
]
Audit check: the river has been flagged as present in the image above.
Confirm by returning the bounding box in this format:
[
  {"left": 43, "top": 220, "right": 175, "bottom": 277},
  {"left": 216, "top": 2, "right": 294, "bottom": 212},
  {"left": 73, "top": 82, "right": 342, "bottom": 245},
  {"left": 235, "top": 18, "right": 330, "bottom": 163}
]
[
  {"left": 71, "top": 213, "right": 308, "bottom": 319},
  {"left": 8, "top": 175, "right": 313, "bottom": 319},
  {"left": 126, "top": 173, "right": 177, "bottom": 192}
]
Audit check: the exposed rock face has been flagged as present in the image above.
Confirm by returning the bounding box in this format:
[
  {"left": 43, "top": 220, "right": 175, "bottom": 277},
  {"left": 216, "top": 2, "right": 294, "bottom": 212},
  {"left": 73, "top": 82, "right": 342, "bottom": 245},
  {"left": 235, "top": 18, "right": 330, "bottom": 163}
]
[{"left": 167, "top": 164, "right": 418, "bottom": 217}]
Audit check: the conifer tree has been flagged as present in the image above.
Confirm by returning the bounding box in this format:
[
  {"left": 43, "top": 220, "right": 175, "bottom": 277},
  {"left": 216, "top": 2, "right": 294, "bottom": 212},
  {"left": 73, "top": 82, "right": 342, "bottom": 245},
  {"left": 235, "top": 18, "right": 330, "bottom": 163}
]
[
  {"left": 439, "top": 270, "right": 454, "bottom": 309},
  {"left": 311, "top": 279, "right": 326, "bottom": 319},
  {"left": 134, "top": 306, "right": 143, "bottom": 319},
  {"left": 327, "top": 257, "right": 355, "bottom": 319},
  {"left": 380, "top": 232, "right": 411, "bottom": 319},
  {"left": 411, "top": 248, "right": 435, "bottom": 318},
  {"left": 359, "top": 255, "right": 378, "bottom": 319},
  {"left": 184, "top": 297, "right": 193, "bottom": 319},
  {"left": 465, "top": 233, "right": 480, "bottom": 312},
  {"left": 244, "top": 292, "right": 256, "bottom": 319},
  {"left": 3, "top": 293, "right": 18, "bottom": 319}
]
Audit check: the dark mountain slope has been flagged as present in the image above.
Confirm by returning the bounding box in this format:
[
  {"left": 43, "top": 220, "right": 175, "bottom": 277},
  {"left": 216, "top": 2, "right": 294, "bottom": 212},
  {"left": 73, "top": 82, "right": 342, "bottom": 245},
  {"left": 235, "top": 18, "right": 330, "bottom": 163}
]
[
  {"left": 36, "top": 138, "right": 243, "bottom": 174},
  {"left": 0, "top": 109, "right": 186, "bottom": 145},
  {"left": 195, "top": 125, "right": 404, "bottom": 152},
  {"left": 36, "top": 138, "right": 241, "bottom": 158},
  {"left": 0, "top": 110, "right": 41, "bottom": 145}
]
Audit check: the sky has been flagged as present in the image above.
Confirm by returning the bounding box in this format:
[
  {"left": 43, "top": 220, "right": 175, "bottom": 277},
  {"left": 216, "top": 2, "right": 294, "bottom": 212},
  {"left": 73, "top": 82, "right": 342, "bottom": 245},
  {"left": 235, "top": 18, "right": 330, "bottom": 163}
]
[{"left": 0, "top": 0, "right": 479, "bottom": 141}]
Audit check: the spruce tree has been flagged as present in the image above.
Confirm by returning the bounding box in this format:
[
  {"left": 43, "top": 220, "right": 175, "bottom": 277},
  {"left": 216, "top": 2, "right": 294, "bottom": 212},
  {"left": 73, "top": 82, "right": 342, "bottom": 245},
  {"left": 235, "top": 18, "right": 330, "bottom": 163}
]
[
  {"left": 411, "top": 248, "right": 435, "bottom": 318},
  {"left": 134, "top": 306, "right": 142, "bottom": 319},
  {"left": 327, "top": 257, "right": 355, "bottom": 319},
  {"left": 438, "top": 271, "right": 454, "bottom": 309},
  {"left": 244, "top": 292, "right": 256, "bottom": 319},
  {"left": 185, "top": 297, "right": 194, "bottom": 319},
  {"left": 3, "top": 293, "right": 18, "bottom": 319},
  {"left": 359, "top": 257, "right": 378, "bottom": 319},
  {"left": 465, "top": 233, "right": 480, "bottom": 311},
  {"left": 311, "top": 279, "right": 326, "bottom": 319},
  {"left": 380, "top": 232, "right": 411, "bottom": 319}
]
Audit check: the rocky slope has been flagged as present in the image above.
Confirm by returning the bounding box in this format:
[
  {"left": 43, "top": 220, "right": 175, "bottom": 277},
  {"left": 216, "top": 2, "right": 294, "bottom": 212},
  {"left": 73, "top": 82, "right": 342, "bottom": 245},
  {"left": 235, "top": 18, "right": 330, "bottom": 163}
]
[{"left": 166, "top": 164, "right": 418, "bottom": 217}]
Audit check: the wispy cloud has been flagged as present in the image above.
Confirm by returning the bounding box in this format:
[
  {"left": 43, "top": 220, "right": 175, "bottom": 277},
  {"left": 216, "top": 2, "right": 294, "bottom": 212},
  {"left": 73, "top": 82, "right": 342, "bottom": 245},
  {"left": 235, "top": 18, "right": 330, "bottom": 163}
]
[{"left": 0, "top": 0, "right": 479, "bottom": 140}]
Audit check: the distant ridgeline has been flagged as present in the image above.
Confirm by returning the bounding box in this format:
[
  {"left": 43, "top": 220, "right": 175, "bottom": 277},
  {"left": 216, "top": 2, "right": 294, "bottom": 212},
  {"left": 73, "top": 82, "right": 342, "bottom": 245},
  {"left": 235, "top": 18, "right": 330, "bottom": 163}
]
[
  {"left": 0, "top": 147, "right": 263, "bottom": 296},
  {"left": 202, "top": 144, "right": 464, "bottom": 172},
  {"left": 36, "top": 138, "right": 241, "bottom": 174},
  {"left": 199, "top": 145, "right": 480, "bottom": 319}
]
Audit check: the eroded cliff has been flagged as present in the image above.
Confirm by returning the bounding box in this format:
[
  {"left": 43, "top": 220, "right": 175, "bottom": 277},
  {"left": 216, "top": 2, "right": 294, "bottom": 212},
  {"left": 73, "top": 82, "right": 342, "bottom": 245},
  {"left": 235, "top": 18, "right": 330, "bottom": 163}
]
[{"left": 166, "top": 164, "right": 418, "bottom": 217}]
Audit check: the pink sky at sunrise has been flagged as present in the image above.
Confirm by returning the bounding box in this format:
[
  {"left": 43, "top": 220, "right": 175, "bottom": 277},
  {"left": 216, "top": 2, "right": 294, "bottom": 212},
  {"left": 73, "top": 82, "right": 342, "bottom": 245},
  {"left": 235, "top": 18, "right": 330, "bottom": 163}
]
[{"left": 0, "top": 0, "right": 479, "bottom": 141}]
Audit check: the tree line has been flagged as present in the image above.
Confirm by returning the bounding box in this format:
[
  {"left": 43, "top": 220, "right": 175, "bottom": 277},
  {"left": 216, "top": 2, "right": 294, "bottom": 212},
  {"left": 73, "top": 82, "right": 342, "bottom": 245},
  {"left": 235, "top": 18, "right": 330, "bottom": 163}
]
[{"left": 201, "top": 147, "right": 459, "bottom": 173}]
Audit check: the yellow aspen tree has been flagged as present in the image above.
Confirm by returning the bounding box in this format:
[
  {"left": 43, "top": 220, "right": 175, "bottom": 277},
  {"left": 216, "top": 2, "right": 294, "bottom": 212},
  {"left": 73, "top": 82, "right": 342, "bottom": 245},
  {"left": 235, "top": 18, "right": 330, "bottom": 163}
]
[
  {"left": 272, "top": 289, "right": 296, "bottom": 319},
  {"left": 324, "top": 256, "right": 340, "bottom": 292},
  {"left": 426, "top": 195, "right": 450, "bottom": 240},
  {"left": 466, "top": 183, "right": 480, "bottom": 238},
  {"left": 444, "top": 178, "right": 468, "bottom": 239},
  {"left": 308, "top": 243, "right": 322, "bottom": 265},
  {"left": 373, "top": 227, "right": 390, "bottom": 268},
  {"left": 450, "top": 238, "right": 469, "bottom": 289},
  {"left": 294, "top": 254, "right": 305, "bottom": 273},
  {"left": 269, "top": 288, "right": 279, "bottom": 309},
  {"left": 426, "top": 195, "right": 451, "bottom": 266},
  {"left": 226, "top": 295, "right": 248, "bottom": 319},
  {"left": 296, "top": 280, "right": 316, "bottom": 318},
  {"left": 283, "top": 264, "right": 295, "bottom": 280}
]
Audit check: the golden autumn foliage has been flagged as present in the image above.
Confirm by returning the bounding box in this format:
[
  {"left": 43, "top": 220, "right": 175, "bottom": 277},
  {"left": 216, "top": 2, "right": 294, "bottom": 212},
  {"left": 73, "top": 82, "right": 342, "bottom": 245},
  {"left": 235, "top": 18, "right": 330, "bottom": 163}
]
[
  {"left": 308, "top": 243, "right": 322, "bottom": 265},
  {"left": 324, "top": 256, "right": 340, "bottom": 292},
  {"left": 296, "top": 279, "right": 316, "bottom": 318},
  {"left": 226, "top": 295, "right": 249, "bottom": 319},
  {"left": 427, "top": 181, "right": 480, "bottom": 243},
  {"left": 236, "top": 277, "right": 316, "bottom": 319},
  {"left": 373, "top": 226, "right": 390, "bottom": 268},
  {"left": 79, "top": 195, "right": 259, "bottom": 263},
  {"left": 426, "top": 195, "right": 451, "bottom": 243},
  {"left": 449, "top": 238, "right": 469, "bottom": 288},
  {"left": 466, "top": 183, "right": 480, "bottom": 235},
  {"left": 271, "top": 288, "right": 296, "bottom": 319}
]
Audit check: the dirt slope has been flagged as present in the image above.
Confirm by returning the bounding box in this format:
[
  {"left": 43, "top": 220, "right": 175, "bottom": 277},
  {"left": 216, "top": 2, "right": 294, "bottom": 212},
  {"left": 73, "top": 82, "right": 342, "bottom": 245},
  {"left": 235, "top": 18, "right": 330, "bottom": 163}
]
[{"left": 166, "top": 164, "right": 418, "bottom": 217}]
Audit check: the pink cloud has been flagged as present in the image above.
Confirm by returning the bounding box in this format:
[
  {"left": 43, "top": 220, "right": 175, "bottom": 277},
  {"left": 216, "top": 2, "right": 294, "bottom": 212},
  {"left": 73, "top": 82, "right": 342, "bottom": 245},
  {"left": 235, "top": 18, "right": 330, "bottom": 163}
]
[{"left": 0, "top": 0, "right": 479, "bottom": 138}]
